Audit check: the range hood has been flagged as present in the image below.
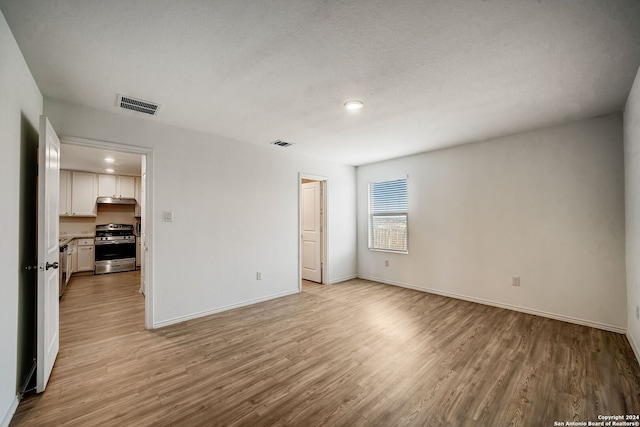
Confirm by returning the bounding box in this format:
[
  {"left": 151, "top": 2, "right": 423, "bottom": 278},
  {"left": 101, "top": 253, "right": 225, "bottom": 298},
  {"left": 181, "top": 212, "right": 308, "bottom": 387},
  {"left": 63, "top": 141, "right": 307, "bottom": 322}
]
[{"left": 96, "top": 197, "right": 136, "bottom": 205}]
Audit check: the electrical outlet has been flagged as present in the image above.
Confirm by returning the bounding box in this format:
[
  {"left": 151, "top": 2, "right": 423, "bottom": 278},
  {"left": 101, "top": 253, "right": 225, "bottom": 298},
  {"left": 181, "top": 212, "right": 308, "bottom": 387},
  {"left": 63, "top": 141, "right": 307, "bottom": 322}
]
[
  {"left": 512, "top": 276, "right": 520, "bottom": 287},
  {"left": 256, "top": 272, "right": 262, "bottom": 280},
  {"left": 384, "top": 260, "right": 389, "bottom": 267},
  {"left": 636, "top": 305, "right": 639, "bottom": 321}
]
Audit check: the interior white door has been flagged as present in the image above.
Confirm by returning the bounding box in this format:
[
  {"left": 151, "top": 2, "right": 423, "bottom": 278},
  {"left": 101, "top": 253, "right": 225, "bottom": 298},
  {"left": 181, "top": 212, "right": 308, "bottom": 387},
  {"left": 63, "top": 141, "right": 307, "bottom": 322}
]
[
  {"left": 301, "top": 181, "right": 322, "bottom": 283},
  {"left": 36, "top": 116, "right": 60, "bottom": 393}
]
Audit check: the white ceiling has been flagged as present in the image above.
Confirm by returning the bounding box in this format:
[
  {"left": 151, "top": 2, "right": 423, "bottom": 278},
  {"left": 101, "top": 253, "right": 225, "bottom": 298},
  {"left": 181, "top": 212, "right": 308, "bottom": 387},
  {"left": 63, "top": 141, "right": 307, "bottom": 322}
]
[
  {"left": 61, "top": 143, "right": 141, "bottom": 176},
  {"left": 2, "top": 0, "right": 639, "bottom": 166}
]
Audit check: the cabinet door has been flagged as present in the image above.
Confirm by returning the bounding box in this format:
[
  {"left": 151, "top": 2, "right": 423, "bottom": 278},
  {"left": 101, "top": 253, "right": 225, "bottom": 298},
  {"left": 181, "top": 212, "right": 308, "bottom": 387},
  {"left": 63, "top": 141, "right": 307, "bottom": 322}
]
[
  {"left": 70, "top": 241, "right": 77, "bottom": 273},
  {"left": 118, "top": 176, "right": 135, "bottom": 198},
  {"left": 98, "top": 174, "right": 117, "bottom": 197},
  {"left": 134, "top": 177, "right": 141, "bottom": 202},
  {"left": 77, "top": 245, "right": 94, "bottom": 272},
  {"left": 59, "top": 170, "right": 71, "bottom": 215},
  {"left": 136, "top": 241, "right": 141, "bottom": 267},
  {"left": 71, "top": 172, "right": 98, "bottom": 216},
  {"left": 134, "top": 177, "right": 142, "bottom": 216}
]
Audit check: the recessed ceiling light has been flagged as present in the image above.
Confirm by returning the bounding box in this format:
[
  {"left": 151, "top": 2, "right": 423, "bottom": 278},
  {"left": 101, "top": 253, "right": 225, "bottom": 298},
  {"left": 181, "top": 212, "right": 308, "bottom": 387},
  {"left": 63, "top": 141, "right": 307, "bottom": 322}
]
[
  {"left": 105, "top": 157, "right": 115, "bottom": 163},
  {"left": 344, "top": 100, "right": 364, "bottom": 111},
  {"left": 106, "top": 168, "right": 115, "bottom": 173}
]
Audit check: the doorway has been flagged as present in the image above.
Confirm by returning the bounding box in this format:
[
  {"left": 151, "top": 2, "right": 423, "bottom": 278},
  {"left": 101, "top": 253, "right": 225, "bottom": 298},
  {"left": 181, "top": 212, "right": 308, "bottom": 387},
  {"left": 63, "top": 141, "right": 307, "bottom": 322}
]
[
  {"left": 59, "top": 137, "right": 154, "bottom": 329},
  {"left": 299, "top": 174, "right": 327, "bottom": 288}
]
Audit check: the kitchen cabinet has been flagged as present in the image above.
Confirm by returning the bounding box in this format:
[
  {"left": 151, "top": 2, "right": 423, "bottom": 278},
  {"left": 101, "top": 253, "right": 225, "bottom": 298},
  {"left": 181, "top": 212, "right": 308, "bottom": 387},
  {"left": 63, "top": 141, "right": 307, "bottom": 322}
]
[
  {"left": 59, "top": 170, "right": 71, "bottom": 215},
  {"left": 98, "top": 174, "right": 117, "bottom": 197},
  {"left": 134, "top": 177, "right": 142, "bottom": 217},
  {"left": 76, "top": 238, "right": 94, "bottom": 272},
  {"left": 69, "top": 240, "right": 77, "bottom": 273},
  {"left": 98, "top": 174, "right": 135, "bottom": 198},
  {"left": 136, "top": 238, "right": 141, "bottom": 267},
  {"left": 119, "top": 176, "right": 135, "bottom": 198},
  {"left": 70, "top": 172, "right": 98, "bottom": 216}
]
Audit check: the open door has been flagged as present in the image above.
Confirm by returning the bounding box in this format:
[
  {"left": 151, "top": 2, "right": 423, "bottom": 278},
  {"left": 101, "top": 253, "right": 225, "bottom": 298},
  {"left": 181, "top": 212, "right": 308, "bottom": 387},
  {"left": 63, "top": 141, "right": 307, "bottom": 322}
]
[
  {"left": 36, "top": 116, "right": 60, "bottom": 392},
  {"left": 301, "top": 181, "right": 322, "bottom": 283}
]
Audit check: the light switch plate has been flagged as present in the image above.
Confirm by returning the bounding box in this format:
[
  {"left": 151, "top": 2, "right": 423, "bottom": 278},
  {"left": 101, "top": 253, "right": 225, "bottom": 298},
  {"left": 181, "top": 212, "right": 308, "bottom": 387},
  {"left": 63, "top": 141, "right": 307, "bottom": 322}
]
[{"left": 164, "top": 211, "right": 173, "bottom": 222}]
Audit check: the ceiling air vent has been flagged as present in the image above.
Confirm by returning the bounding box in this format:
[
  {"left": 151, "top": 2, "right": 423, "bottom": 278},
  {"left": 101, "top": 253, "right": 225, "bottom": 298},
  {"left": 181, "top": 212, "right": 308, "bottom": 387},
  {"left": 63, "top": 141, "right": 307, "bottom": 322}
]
[
  {"left": 271, "top": 139, "right": 294, "bottom": 148},
  {"left": 116, "top": 94, "right": 160, "bottom": 116}
]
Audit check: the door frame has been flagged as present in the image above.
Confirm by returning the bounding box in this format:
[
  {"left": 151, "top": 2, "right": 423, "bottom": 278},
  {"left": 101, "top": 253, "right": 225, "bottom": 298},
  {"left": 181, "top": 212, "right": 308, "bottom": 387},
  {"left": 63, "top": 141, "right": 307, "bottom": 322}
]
[
  {"left": 60, "top": 136, "right": 155, "bottom": 329},
  {"left": 298, "top": 173, "right": 327, "bottom": 290}
]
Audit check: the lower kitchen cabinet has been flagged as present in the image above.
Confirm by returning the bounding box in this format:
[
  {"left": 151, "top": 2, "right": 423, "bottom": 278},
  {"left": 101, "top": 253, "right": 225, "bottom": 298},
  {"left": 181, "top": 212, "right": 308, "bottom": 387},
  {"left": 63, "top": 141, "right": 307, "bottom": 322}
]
[
  {"left": 69, "top": 240, "right": 77, "bottom": 273},
  {"left": 75, "top": 238, "right": 95, "bottom": 272}
]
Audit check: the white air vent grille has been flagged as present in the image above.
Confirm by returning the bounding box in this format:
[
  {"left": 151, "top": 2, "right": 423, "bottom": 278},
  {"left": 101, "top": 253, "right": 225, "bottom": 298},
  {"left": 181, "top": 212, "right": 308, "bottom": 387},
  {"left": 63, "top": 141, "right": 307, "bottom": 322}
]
[
  {"left": 117, "top": 95, "right": 160, "bottom": 116},
  {"left": 271, "top": 139, "right": 294, "bottom": 147}
]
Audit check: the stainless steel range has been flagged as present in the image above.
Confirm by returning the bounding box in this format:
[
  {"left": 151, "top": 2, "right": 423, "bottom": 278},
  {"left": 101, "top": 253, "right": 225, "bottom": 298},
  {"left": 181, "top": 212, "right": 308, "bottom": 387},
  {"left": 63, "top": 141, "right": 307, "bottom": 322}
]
[{"left": 94, "top": 224, "right": 136, "bottom": 274}]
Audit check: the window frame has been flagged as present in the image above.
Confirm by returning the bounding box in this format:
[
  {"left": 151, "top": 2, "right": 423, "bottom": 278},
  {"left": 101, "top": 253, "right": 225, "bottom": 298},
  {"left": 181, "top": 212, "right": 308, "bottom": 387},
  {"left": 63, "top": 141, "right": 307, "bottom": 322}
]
[{"left": 367, "top": 178, "right": 408, "bottom": 254}]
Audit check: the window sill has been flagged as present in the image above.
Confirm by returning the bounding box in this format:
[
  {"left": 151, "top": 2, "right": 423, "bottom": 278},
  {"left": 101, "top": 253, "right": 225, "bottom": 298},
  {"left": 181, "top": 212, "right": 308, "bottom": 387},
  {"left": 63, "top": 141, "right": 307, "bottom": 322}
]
[{"left": 368, "top": 248, "right": 408, "bottom": 254}]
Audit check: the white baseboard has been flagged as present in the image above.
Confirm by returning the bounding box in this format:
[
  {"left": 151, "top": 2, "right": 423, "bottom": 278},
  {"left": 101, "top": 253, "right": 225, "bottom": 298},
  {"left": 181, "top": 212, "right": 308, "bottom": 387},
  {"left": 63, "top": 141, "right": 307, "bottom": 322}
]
[
  {"left": 358, "top": 275, "right": 626, "bottom": 334},
  {"left": 153, "top": 289, "right": 299, "bottom": 329},
  {"left": 327, "top": 274, "right": 358, "bottom": 285},
  {"left": 1, "top": 396, "right": 19, "bottom": 427},
  {"left": 627, "top": 331, "right": 640, "bottom": 364}
]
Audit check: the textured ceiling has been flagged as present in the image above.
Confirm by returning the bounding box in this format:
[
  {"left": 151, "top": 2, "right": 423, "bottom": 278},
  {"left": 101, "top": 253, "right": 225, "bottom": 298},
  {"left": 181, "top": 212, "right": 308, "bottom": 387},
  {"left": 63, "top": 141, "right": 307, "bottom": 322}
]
[{"left": 1, "top": 0, "right": 639, "bottom": 166}]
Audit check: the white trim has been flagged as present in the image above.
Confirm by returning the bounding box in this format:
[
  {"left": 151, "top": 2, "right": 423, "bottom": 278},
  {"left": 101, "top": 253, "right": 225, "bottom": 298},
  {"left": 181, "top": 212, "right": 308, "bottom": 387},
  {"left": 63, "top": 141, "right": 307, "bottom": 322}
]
[
  {"left": 298, "top": 173, "right": 329, "bottom": 289},
  {"left": 59, "top": 136, "right": 155, "bottom": 329},
  {"left": 1, "top": 396, "right": 19, "bottom": 427},
  {"left": 60, "top": 136, "right": 151, "bottom": 153},
  {"left": 627, "top": 332, "right": 640, "bottom": 365},
  {"left": 327, "top": 274, "right": 358, "bottom": 284},
  {"left": 358, "top": 275, "right": 627, "bottom": 334},
  {"left": 153, "top": 289, "right": 299, "bottom": 329}
]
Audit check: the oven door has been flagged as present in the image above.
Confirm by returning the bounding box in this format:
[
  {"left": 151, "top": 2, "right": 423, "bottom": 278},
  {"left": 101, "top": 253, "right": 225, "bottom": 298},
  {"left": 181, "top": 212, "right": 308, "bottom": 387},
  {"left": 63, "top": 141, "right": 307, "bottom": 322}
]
[
  {"left": 95, "top": 241, "right": 136, "bottom": 261},
  {"left": 94, "top": 241, "right": 137, "bottom": 274}
]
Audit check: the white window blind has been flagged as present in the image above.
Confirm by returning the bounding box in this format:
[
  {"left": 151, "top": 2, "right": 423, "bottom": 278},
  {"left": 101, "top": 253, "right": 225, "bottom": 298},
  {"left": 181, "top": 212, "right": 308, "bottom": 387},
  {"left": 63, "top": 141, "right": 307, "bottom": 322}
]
[{"left": 368, "top": 178, "right": 408, "bottom": 253}]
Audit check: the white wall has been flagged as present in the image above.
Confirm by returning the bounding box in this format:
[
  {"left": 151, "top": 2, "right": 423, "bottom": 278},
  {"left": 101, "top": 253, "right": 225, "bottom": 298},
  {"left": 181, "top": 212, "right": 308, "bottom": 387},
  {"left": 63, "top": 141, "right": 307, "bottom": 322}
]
[
  {"left": 358, "top": 114, "right": 626, "bottom": 332},
  {"left": 625, "top": 67, "right": 640, "bottom": 358},
  {"left": 0, "top": 10, "right": 43, "bottom": 427},
  {"left": 44, "top": 99, "right": 357, "bottom": 327}
]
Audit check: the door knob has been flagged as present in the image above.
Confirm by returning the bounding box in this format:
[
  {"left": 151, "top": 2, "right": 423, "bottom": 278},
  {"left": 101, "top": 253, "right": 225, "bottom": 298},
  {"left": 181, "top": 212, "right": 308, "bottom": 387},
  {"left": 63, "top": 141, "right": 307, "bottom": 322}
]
[{"left": 46, "top": 261, "right": 59, "bottom": 270}]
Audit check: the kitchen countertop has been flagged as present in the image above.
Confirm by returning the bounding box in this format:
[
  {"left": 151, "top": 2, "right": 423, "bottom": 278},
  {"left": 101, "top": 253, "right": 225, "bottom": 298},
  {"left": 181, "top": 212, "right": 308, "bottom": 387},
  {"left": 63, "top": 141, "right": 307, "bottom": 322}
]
[{"left": 59, "top": 234, "right": 94, "bottom": 247}]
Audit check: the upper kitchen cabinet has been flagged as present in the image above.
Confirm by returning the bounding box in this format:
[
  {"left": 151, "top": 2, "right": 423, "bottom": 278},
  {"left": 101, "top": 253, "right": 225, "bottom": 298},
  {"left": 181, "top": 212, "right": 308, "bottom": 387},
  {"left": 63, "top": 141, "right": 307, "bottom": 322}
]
[
  {"left": 60, "top": 170, "right": 97, "bottom": 217},
  {"left": 134, "top": 176, "right": 142, "bottom": 217},
  {"left": 70, "top": 172, "right": 98, "bottom": 216},
  {"left": 98, "top": 174, "right": 135, "bottom": 198},
  {"left": 98, "top": 174, "right": 116, "bottom": 197},
  {"left": 60, "top": 170, "right": 71, "bottom": 215},
  {"left": 119, "top": 176, "right": 135, "bottom": 198}
]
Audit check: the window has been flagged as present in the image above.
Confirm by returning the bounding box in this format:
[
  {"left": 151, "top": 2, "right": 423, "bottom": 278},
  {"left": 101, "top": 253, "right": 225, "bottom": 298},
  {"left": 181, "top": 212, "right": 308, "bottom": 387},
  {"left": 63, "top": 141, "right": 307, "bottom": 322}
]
[{"left": 368, "top": 178, "right": 408, "bottom": 253}]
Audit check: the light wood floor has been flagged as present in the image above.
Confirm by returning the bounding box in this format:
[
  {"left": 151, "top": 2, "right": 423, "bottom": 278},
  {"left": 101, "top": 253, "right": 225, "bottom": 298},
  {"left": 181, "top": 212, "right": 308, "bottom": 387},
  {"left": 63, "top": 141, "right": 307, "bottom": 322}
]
[{"left": 11, "top": 272, "right": 640, "bottom": 426}]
